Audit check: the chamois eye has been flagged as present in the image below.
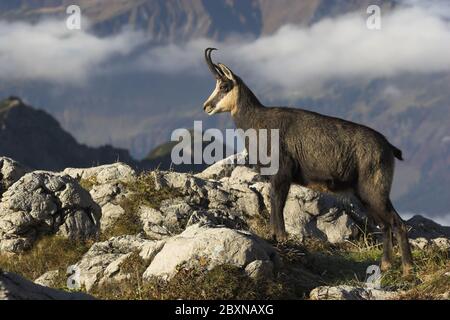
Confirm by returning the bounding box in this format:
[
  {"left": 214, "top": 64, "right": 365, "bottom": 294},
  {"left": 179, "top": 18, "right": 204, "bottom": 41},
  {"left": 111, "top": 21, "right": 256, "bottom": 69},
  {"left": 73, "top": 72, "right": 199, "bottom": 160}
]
[{"left": 220, "top": 84, "right": 229, "bottom": 91}]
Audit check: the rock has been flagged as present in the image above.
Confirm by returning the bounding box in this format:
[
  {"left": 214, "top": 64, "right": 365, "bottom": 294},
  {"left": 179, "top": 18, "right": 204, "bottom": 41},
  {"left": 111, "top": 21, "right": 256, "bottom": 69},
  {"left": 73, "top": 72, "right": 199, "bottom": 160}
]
[
  {"left": 431, "top": 237, "right": 450, "bottom": 250},
  {"left": 195, "top": 151, "right": 248, "bottom": 180},
  {"left": 34, "top": 270, "right": 60, "bottom": 287},
  {"left": 244, "top": 260, "right": 274, "bottom": 279},
  {"left": 0, "top": 157, "right": 29, "bottom": 195},
  {"left": 90, "top": 182, "right": 129, "bottom": 232},
  {"left": 409, "top": 237, "right": 429, "bottom": 250},
  {"left": 186, "top": 209, "right": 247, "bottom": 230},
  {"left": 64, "top": 164, "right": 135, "bottom": 233},
  {"left": 407, "top": 215, "right": 450, "bottom": 240},
  {"left": 309, "top": 285, "right": 398, "bottom": 300},
  {"left": 142, "top": 224, "right": 279, "bottom": 281},
  {"left": 270, "top": 183, "right": 365, "bottom": 243},
  {"left": 139, "top": 240, "right": 166, "bottom": 261},
  {"left": 138, "top": 206, "right": 172, "bottom": 239},
  {"left": 228, "top": 166, "right": 263, "bottom": 185},
  {"left": 63, "top": 162, "right": 136, "bottom": 185},
  {"left": 0, "top": 172, "right": 101, "bottom": 253},
  {"left": 73, "top": 235, "right": 151, "bottom": 292},
  {"left": 0, "top": 271, "right": 93, "bottom": 300},
  {"left": 409, "top": 237, "right": 450, "bottom": 250},
  {"left": 158, "top": 198, "right": 196, "bottom": 232},
  {"left": 150, "top": 166, "right": 368, "bottom": 244}
]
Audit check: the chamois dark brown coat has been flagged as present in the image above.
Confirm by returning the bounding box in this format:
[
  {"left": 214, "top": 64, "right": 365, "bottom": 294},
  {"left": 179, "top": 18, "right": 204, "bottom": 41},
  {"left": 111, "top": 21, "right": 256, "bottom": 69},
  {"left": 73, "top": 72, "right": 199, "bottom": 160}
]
[{"left": 202, "top": 48, "right": 413, "bottom": 274}]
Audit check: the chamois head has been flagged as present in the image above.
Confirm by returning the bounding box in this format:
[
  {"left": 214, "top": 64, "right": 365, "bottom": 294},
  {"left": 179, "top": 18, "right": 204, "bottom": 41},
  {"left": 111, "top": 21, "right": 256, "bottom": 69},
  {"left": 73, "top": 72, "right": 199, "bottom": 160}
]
[{"left": 203, "top": 48, "right": 239, "bottom": 116}]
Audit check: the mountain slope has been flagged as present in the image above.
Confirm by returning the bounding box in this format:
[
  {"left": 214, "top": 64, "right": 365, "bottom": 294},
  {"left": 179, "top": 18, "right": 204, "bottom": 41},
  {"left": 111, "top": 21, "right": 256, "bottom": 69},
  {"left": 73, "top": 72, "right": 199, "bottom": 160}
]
[
  {"left": 0, "top": 0, "right": 396, "bottom": 40},
  {"left": 0, "top": 97, "right": 136, "bottom": 171}
]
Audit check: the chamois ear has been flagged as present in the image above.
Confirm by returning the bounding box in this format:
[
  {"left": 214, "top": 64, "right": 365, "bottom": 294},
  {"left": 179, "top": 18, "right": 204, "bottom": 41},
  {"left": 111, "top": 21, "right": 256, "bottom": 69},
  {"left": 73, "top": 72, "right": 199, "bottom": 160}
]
[{"left": 217, "top": 63, "right": 235, "bottom": 81}]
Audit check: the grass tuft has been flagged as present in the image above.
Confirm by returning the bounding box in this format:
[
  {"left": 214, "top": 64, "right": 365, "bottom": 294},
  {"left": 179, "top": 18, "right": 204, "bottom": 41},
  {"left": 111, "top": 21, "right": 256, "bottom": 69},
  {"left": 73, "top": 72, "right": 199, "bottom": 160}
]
[{"left": 0, "top": 236, "right": 92, "bottom": 289}]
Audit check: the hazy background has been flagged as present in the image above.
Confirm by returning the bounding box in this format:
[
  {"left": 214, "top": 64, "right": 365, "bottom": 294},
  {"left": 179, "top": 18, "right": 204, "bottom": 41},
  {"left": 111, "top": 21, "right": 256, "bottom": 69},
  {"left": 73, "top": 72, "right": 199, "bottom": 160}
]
[{"left": 0, "top": 0, "right": 449, "bottom": 224}]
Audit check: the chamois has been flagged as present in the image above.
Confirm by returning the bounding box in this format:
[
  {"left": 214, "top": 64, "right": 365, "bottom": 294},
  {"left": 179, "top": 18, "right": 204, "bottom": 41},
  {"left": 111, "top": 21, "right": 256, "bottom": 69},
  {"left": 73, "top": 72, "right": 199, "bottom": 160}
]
[{"left": 202, "top": 48, "right": 414, "bottom": 275}]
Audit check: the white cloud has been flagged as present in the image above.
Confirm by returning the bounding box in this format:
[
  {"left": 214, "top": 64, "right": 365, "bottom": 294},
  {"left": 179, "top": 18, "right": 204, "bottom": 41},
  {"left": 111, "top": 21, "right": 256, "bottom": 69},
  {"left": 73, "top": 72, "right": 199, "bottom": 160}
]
[
  {"left": 1, "top": 5, "right": 449, "bottom": 93},
  {"left": 0, "top": 19, "right": 145, "bottom": 83},
  {"left": 138, "top": 7, "right": 450, "bottom": 98}
]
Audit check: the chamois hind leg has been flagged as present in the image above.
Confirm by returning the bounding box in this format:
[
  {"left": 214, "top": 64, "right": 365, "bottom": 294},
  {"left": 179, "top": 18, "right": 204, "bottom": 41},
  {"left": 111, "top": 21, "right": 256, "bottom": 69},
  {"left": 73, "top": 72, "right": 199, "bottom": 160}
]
[
  {"left": 356, "top": 178, "right": 396, "bottom": 273},
  {"left": 357, "top": 174, "right": 414, "bottom": 276},
  {"left": 381, "top": 224, "right": 394, "bottom": 271},
  {"left": 357, "top": 195, "right": 394, "bottom": 272},
  {"left": 389, "top": 200, "right": 414, "bottom": 275},
  {"left": 269, "top": 159, "right": 293, "bottom": 242}
]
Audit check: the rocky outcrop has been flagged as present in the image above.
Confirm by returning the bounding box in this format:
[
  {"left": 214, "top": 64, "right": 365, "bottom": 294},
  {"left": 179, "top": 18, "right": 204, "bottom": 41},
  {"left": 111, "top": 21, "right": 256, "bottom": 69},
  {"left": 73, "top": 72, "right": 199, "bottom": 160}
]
[
  {"left": 1, "top": 157, "right": 448, "bottom": 300},
  {"left": 151, "top": 157, "right": 369, "bottom": 244},
  {"left": 0, "top": 270, "right": 93, "bottom": 300},
  {"left": 0, "top": 157, "right": 29, "bottom": 195},
  {"left": 0, "top": 171, "right": 101, "bottom": 253},
  {"left": 71, "top": 224, "right": 279, "bottom": 292},
  {"left": 309, "top": 285, "right": 398, "bottom": 300},
  {"left": 63, "top": 163, "right": 136, "bottom": 185},
  {"left": 65, "top": 163, "right": 136, "bottom": 232},
  {"left": 72, "top": 235, "right": 151, "bottom": 292},
  {"left": 0, "top": 155, "right": 369, "bottom": 250},
  {"left": 142, "top": 224, "right": 279, "bottom": 281}
]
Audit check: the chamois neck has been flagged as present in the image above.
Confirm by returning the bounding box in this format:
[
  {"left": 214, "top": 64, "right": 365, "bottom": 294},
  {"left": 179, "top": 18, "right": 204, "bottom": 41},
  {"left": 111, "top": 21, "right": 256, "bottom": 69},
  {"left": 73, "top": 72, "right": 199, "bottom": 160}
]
[{"left": 232, "top": 77, "right": 263, "bottom": 130}]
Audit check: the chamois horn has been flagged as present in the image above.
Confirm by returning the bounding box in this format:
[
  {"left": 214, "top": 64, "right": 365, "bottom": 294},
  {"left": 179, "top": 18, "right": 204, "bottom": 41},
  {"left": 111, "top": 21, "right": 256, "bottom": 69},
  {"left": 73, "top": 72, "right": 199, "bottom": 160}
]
[{"left": 205, "top": 48, "right": 223, "bottom": 79}]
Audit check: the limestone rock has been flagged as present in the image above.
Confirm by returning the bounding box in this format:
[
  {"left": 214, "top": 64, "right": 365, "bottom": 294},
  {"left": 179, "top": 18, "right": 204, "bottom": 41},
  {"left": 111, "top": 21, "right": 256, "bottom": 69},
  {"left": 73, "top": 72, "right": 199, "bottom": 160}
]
[
  {"left": 0, "top": 172, "right": 101, "bottom": 253},
  {"left": 63, "top": 162, "right": 136, "bottom": 185},
  {"left": 195, "top": 151, "right": 248, "bottom": 180},
  {"left": 143, "top": 224, "right": 279, "bottom": 280},
  {"left": 34, "top": 270, "right": 60, "bottom": 287},
  {"left": 0, "top": 157, "right": 29, "bottom": 195},
  {"left": 0, "top": 271, "right": 93, "bottom": 300},
  {"left": 244, "top": 260, "right": 274, "bottom": 279},
  {"left": 310, "top": 285, "right": 398, "bottom": 300},
  {"left": 73, "top": 235, "right": 151, "bottom": 292}
]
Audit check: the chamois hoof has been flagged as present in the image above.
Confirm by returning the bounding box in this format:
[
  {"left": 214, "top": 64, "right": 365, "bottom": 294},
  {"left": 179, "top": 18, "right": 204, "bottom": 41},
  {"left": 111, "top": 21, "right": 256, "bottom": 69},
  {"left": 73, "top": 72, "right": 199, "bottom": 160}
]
[
  {"left": 272, "top": 232, "right": 288, "bottom": 243},
  {"left": 402, "top": 264, "right": 414, "bottom": 277},
  {"left": 380, "top": 261, "right": 393, "bottom": 272}
]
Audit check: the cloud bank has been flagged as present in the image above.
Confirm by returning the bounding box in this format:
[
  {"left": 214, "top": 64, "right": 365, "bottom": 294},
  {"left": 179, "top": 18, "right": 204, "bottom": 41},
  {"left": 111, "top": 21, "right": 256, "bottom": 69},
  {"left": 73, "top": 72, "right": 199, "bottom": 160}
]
[
  {"left": 0, "top": 19, "right": 145, "bottom": 83},
  {"left": 139, "top": 7, "right": 450, "bottom": 97},
  {"left": 0, "top": 5, "right": 449, "bottom": 94}
]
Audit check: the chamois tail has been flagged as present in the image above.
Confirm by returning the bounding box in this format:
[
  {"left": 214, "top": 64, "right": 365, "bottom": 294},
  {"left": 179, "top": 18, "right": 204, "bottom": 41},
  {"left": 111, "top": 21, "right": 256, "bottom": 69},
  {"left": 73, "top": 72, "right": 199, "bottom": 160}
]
[{"left": 390, "top": 144, "right": 403, "bottom": 161}]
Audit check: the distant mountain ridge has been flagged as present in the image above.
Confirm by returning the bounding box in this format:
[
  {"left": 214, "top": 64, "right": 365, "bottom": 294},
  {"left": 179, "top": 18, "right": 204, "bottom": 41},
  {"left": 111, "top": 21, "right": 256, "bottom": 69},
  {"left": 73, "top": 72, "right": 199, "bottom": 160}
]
[
  {"left": 0, "top": 97, "right": 137, "bottom": 171},
  {"left": 0, "top": 96, "right": 225, "bottom": 173},
  {"left": 0, "top": 0, "right": 397, "bottom": 40}
]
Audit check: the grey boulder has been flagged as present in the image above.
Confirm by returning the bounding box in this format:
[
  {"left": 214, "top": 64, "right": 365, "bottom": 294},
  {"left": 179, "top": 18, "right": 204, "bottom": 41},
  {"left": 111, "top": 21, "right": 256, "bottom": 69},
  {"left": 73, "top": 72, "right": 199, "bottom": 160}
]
[{"left": 0, "top": 171, "right": 101, "bottom": 253}]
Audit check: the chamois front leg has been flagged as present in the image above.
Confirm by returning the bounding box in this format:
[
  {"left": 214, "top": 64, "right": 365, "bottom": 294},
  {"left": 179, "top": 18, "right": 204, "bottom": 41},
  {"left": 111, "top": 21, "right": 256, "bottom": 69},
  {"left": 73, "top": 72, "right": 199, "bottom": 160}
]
[{"left": 269, "top": 161, "right": 293, "bottom": 242}]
